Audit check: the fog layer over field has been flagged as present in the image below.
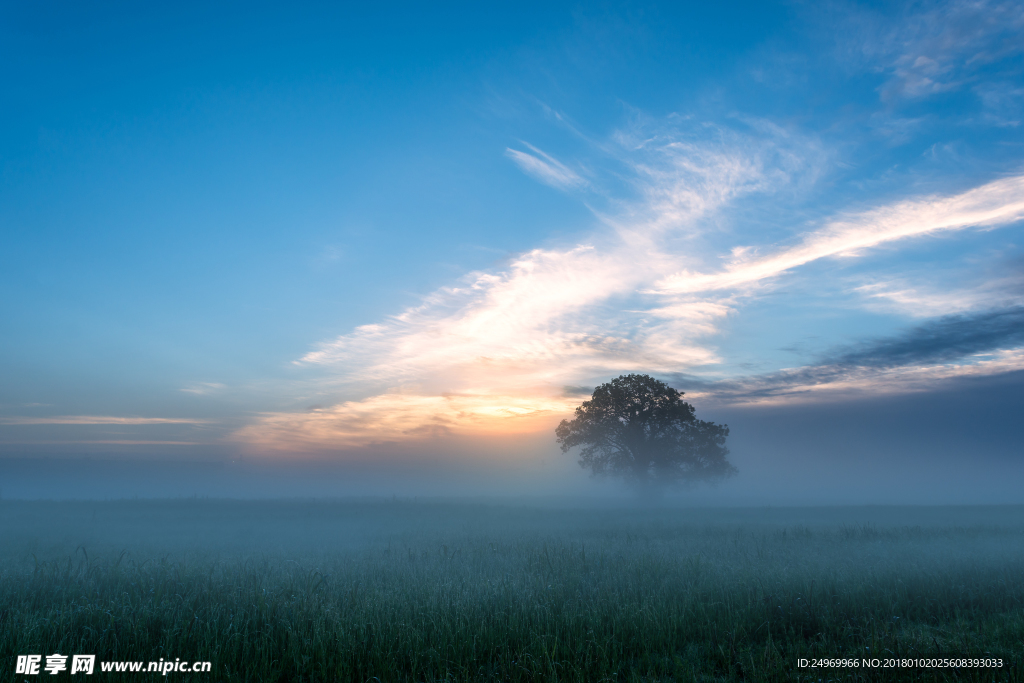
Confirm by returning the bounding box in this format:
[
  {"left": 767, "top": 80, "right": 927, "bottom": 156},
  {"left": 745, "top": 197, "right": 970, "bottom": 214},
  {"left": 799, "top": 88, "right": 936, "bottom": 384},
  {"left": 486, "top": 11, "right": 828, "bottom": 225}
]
[{"left": 3, "top": 500, "right": 1023, "bottom": 681}]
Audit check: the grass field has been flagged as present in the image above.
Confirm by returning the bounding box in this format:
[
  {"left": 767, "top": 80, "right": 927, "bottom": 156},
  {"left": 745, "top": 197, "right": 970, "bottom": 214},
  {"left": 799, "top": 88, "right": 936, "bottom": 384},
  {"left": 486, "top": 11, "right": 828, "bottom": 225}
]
[{"left": 2, "top": 499, "right": 1023, "bottom": 681}]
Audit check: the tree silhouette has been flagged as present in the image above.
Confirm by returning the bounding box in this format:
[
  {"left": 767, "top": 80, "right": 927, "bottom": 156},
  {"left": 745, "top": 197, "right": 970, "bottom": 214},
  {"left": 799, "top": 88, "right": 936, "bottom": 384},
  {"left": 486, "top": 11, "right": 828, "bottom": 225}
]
[{"left": 556, "top": 374, "right": 735, "bottom": 488}]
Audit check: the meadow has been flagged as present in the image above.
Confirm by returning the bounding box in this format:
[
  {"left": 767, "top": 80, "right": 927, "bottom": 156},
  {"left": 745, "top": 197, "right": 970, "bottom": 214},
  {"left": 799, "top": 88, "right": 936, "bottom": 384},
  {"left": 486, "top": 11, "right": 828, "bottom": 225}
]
[{"left": 1, "top": 499, "right": 1023, "bottom": 682}]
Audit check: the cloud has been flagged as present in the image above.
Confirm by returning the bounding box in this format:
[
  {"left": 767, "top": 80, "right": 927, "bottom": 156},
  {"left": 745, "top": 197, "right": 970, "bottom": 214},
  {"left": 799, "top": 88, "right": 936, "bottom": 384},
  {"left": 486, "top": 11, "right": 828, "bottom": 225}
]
[
  {"left": 238, "top": 123, "right": 792, "bottom": 451},
  {"left": 0, "top": 416, "right": 220, "bottom": 449},
  {"left": 234, "top": 119, "right": 1024, "bottom": 453},
  {"left": 826, "top": 306, "right": 1024, "bottom": 368},
  {"left": 657, "top": 174, "right": 1024, "bottom": 294},
  {"left": 238, "top": 242, "right": 729, "bottom": 451},
  {"left": 0, "top": 440, "right": 206, "bottom": 446},
  {"left": 974, "top": 83, "right": 1024, "bottom": 126},
  {"left": 181, "top": 382, "right": 226, "bottom": 395},
  {"left": 854, "top": 270, "right": 1024, "bottom": 317},
  {"left": 695, "top": 349, "right": 1024, "bottom": 408},
  {"left": 234, "top": 393, "right": 580, "bottom": 452},
  {"left": 298, "top": 245, "right": 729, "bottom": 379},
  {"left": 832, "top": 0, "right": 1024, "bottom": 103},
  {"left": 505, "top": 144, "right": 587, "bottom": 190},
  {"left": 683, "top": 307, "right": 1024, "bottom": 406},
  {"left": 607, "top": 116, "right": 824, "bottom": 237},
  {"left": 0, "top": 416, "right": 214, "bottom": 425}
]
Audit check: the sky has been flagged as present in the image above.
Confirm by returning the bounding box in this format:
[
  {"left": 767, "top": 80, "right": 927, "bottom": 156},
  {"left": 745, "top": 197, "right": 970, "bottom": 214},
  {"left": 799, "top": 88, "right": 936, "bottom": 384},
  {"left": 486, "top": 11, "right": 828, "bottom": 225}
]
[{"left": 2, "top": 0, "right": 1023, "bottom": 501}]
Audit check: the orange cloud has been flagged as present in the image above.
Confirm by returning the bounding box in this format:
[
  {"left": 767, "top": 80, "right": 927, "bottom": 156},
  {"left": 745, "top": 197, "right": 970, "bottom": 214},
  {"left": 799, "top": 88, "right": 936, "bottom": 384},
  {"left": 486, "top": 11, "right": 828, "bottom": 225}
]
[{"left": 234, "top": 392, "right": 580, "bottom": 452}]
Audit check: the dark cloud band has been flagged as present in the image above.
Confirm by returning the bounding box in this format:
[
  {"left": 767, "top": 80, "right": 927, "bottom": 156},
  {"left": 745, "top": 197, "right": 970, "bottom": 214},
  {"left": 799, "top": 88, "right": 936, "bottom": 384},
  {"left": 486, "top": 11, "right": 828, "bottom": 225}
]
[
  {"left": 667, "top": 306, "right": 1024, "bottom": 404},
  {"left": 827, "top": 306, "right": 1024, "bottom": 369}
]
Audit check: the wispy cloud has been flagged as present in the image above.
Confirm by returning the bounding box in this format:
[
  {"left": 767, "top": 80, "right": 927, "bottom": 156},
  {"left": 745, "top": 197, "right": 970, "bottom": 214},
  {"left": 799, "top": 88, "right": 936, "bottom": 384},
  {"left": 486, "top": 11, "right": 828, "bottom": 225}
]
[
  {"left": 608, "top": 117, "right": 823, "bottom": 237},
  {"left": 0, "top": 440, "right": 206, "bottom": 446},
  {"left": 824, "top": 306, "right": 1024, "bottom": 368},
  {"left": 505, "top": 144, "right": 587, "bottom": 190},
  {"left": 0, "top": 416, "right": 215, "bottom": 425},
  {"left": 181, "top": 383, "right": 226, "bottom": 395},
  {"left": 657, "top": 174, "right": 1024, "bottom": 294},
  {"left": 854, "top": 271, "right": 1024, "bottom": 317},
  {"left": 235, "top": 120, "right": 1024, "bottom": 452},
  {"left": 683, "top": 306, "right": 1024, "bottom": 406},
  {"left": 833, "top": 0, "right": 1024, "bottom": 103},
  {"left": 237, "top": 241, "right": 729, "bottom": 452},
  {"left": 690, "top": 348, "right": 1024, "bottom": 407},
  {"left": 238, "top": 125, "right": 786, "bottom": 451}
]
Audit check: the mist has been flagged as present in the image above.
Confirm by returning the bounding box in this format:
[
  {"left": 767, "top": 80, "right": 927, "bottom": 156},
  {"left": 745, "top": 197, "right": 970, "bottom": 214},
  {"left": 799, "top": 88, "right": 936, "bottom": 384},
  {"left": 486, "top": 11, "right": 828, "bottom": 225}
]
[{"left": 5, "top": 368, "right": 1023, "bottom": 504}]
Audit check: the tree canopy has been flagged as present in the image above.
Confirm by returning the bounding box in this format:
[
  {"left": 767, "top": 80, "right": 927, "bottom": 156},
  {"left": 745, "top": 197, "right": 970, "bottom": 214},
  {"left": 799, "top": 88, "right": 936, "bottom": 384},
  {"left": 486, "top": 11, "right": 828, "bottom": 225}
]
[{"left": 555, "top": 374, "right": 735, "bottom": 487}]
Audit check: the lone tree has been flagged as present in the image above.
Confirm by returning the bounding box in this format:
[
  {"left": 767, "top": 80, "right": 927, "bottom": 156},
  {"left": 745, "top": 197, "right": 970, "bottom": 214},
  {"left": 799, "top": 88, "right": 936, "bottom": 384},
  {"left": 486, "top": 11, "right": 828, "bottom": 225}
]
[{"left": 556, "top": 374, "right": 735, "bottom": 489}]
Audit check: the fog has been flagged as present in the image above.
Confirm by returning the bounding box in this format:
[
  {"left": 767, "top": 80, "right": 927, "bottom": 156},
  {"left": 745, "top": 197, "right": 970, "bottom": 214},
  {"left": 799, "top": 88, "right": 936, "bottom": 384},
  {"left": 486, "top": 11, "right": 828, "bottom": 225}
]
[
  {"left": 3, "top": 369, "right": 1022, "bottom": 505},
  {"left": 5, "top": 496, "right": 1023, "bottom": 679}
]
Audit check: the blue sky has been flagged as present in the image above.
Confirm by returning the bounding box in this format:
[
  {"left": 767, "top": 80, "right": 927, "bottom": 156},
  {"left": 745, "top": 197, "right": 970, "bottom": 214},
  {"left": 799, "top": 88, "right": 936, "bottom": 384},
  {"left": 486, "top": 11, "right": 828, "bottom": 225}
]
[{"left": 2, "top": 0, "right": 1023, "bottom": 496}]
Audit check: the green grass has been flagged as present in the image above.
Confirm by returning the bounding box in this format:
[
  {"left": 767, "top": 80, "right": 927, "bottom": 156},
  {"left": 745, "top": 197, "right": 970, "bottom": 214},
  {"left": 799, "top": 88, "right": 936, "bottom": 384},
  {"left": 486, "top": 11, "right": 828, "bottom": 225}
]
[{"left": 2, "top": 500, "right": 1023, "bottom": 681}]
